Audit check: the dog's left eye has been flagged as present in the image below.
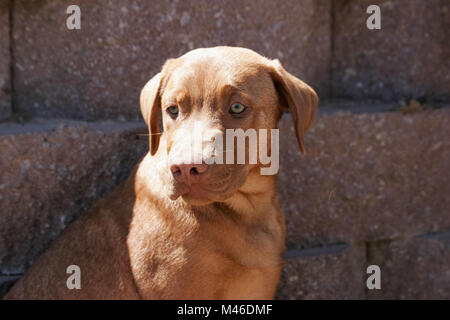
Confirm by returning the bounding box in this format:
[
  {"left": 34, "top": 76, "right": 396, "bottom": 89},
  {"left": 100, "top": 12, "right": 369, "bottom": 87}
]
[
  {"left": 167, "top": 106, "right": 179, "bottom": 117},
  {"left": 229, "top": 103, "right": 246, "bottom": 114}
]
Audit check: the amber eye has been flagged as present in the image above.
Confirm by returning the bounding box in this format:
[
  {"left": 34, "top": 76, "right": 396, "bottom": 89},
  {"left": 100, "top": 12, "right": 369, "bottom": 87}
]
[
  {"left": 167, "top": 106, "right": 179, "bottom": 117},
  {"left": 229, "top": 103, "right": 246, "bottom": 114}
]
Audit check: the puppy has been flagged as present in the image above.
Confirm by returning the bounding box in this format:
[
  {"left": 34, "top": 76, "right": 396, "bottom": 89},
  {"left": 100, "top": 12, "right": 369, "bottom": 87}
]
[{"left": 5, "top": 46, "right": 317, "bottom": 299}]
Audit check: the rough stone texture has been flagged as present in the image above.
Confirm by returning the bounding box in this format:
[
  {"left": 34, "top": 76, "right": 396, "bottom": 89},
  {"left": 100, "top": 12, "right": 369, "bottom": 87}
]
[
  {"left": 0, "top": 0, "right": 11, "bottom": 121},
  {"left": 332, "top": 0, "right": 450, "bottom": 102},
  {"left": 276, "top": 244, "right": 366, "bottom": 299},
  {"left": 367, "top": 234, "right": 450, "bottom": 299},
  {"left": 0, "top": 119, "right": 147, "bottom": 274},
  {"left": 278, "top": 107, "right": 450, "bottom": 247},
  {"left": 13, "top": 0, "right": 330, "bottom": 121}
]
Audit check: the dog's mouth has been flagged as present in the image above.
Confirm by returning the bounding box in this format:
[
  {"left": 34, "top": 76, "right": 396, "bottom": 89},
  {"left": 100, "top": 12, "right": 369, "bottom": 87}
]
[
  {"left": 169, "top": 182, "right": 190, "bottom": 201},
  {"left": 169, "top": 184, "right": 214, "bottom": 205},
  {"left": 169, "top": 178, "right": 233, "bottom": 204}
]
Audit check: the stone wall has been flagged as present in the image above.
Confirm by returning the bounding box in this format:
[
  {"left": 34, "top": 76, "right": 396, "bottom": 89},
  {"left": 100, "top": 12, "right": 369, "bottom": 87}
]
[
  {"left": 0, "top": 0, "right": 449, "bottom": 299},
  {"left": 2, "top": 0, "right": 449, "bottom": 121}
]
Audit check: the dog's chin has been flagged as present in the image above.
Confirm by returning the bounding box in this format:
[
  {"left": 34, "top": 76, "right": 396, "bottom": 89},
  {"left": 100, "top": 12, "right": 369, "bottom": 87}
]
[
  {"left": 169, "top": 183, "right": 235, "bottom": 206},
  {"left": 181, "top": 195, "right": 214, "bottom": 206}
]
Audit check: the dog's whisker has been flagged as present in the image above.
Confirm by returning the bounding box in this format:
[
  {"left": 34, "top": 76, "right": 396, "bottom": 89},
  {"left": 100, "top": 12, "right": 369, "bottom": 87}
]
[{"left": 137, "top": 133, "right": 163, "bottom": 136}]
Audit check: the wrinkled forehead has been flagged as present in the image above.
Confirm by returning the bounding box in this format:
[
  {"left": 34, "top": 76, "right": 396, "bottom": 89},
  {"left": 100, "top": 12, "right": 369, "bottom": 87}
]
[{"left": 162, "top": 51, "right": 273, "bottom": 102}]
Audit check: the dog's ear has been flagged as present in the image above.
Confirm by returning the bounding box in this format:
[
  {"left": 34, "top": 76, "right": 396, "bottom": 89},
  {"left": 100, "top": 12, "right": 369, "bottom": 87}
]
[
  {"left": 140, "top": 72, "right": 163, "bottom": 156},
  {"left": 267, "top": 59, "right": 318, "bottom": 155}
]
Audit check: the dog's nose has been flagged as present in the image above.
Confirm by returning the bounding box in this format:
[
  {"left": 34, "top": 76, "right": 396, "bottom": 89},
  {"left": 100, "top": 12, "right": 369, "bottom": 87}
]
[{"left": 170, "top": 162, "right": 208, "bottom": 183}]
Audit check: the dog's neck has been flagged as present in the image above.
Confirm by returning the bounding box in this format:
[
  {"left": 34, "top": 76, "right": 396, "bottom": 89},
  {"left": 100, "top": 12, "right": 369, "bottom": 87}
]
[
  {"left": 222, "top": 168, "right": 279, "bottom": 222},
  {"left": 134, "top": 152, "right": 286, "bottom": 262}
]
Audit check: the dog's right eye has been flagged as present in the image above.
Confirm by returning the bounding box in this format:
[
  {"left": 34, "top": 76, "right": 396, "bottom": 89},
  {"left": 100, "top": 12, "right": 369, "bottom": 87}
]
[
  {"left": 167, "top": 106, "right": 179, "bottom": 118},
  {"left": 229, "top": 103, "right": 246, "bottom": 115}
]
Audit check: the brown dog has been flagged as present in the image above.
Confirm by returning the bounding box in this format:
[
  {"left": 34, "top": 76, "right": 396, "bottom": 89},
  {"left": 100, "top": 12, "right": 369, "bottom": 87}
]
[{"left": 5, "top": 46, "right": 317, "bottom": 299}]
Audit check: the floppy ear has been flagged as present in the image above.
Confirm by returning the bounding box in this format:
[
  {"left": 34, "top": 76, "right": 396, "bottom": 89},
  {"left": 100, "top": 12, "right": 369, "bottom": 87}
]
[
  {"left": 140, "top": 72, "right": 163, "bottom": 156},
  {"left": 268, "top": 59, "right": 318, "bottom": 155}
]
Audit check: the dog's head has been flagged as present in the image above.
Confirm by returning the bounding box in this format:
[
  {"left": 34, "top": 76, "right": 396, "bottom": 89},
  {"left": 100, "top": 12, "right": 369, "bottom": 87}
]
[{"left": 140, "top": 47, "right": 318, "bottom": 205}]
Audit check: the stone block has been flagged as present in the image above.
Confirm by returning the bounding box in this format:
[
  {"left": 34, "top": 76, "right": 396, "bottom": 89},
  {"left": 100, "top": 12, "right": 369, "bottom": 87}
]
[
  {"left": 0, "top": 119, "right": 147, "bottom": 274},
  {"left": 367, "top": 234, "right": 450, "bottom": 299},
  {"left": 278, "top": 108, "right": 450, "bottom": 246},
  {"left": 13, "top": 0, "right": 331, "bottom": 120},
  {"left": 332, "top": 0, "right": 450, "bottom": 101},
  {"left": 276, "top": 244, "right": 366, "bottom": 299}
]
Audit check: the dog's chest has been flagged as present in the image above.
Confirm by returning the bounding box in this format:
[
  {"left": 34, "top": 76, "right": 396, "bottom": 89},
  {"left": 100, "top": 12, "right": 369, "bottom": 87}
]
[{"left": 126, "top": 204, "right": 282, "bottom": 299}]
